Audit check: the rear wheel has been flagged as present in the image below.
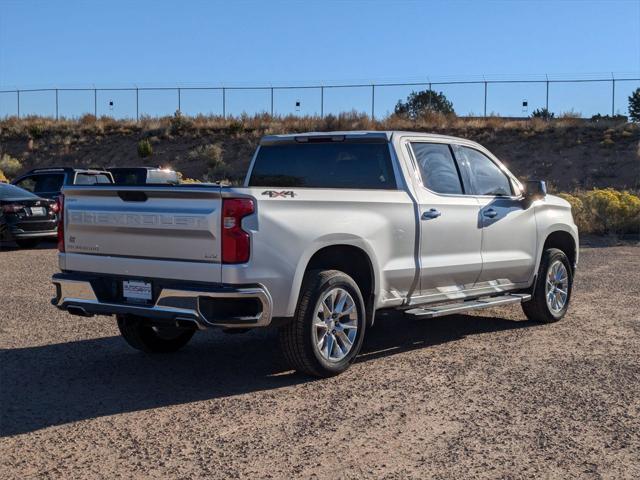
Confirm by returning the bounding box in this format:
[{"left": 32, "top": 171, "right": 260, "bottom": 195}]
[
  {"left": 522, "top": 248, "right": 573, "bottom": 323},
  {"left": 15, "top": 239, "right": 40, "bottom": 248},
  {"left": 279, "top": 269, "right": 366, "bottom": 377},
  {"left": 117, "top": 314, "right": 195, "bottom": 353}
]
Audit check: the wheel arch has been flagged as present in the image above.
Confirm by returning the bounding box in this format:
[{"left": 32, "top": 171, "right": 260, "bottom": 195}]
[
  {"left": 542, "top": 229, "right": 578, "bottom": 272},
  {"left": 290, "top": 243, "right": 378, "bottom": 327}
]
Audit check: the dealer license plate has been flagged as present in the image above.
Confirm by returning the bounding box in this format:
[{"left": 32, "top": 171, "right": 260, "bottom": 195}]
[{"left": 123, "top": 280, "right": 152, "bottom": 302}]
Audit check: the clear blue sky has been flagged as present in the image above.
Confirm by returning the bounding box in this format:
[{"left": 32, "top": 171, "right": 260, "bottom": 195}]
[{"left": 1, "top": 0, "right": 639, "bottom": 118}]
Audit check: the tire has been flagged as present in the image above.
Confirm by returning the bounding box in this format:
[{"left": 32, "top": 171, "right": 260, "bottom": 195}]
[
  {"left": 279, "top": 269, "right": 366, "bottom": 378},
  {"left": 15, "top": 239, "right": 40, "bottom": 249},
  {"left": 117, "top": 314, "right": 195, "bottom": 353},
  {"left": 522, "top": 248, "right": 573, "bottom": 323}
]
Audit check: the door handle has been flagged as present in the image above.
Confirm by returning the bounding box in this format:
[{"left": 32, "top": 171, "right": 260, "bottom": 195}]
[
  {"left": 422, "top": 208, "right": 442, "bottom": 220},
  {"left": 483, "top": 208, "right": 498, "bottom": 218}
]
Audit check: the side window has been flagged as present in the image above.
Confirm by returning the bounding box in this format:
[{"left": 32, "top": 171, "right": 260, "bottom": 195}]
[
  {"left": 410, "top": 142, "right": 463, "bottom": 195},
  {"left": 459, "top": 147, "right": 513, "bottom": 196},
  {"left": 15, "top": 176, "right": 36, "bottom": 192}
]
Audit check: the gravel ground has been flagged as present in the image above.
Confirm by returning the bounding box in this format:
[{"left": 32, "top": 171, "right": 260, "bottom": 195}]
[{"left": 1, "top": 243, "right": 639, "bottom": 479}]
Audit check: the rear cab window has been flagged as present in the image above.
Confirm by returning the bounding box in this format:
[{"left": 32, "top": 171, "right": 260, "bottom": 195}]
[
  {"left": 110, "top": 169, "right": 147, "bottom": 185},
  {"left": 74, "top": 173, "right": 112, "bottom": 185},
  {"left": 248, "top": 141, "right": 397, "bottom": 190}
]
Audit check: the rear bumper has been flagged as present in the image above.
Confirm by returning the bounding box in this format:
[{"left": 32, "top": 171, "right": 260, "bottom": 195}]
[
  {"left": 51, "top": 272, "right": 273, "bottom": 329},
  {"left": 1, "top": 227, "right": 57, "bottom": 240}
]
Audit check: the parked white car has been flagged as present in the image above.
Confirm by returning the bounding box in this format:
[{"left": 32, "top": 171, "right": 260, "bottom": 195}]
[{"left": 52, "top": 131, "right": 578, "bottom": 377}]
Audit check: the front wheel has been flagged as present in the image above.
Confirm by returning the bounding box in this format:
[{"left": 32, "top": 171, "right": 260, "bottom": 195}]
[
  {"left": 117, "top": 314, "right": 195, "bottom": 353},
  {"left": 522, "top": 248, "right": 573, "bottom": 323},
  {"left": 279, "top": 269, "right": 366, "bottom": 377}
]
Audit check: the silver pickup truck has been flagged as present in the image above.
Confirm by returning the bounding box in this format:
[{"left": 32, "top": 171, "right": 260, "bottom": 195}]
[{"left": 52, "top": 131, "right": 578, "bottom": 377}]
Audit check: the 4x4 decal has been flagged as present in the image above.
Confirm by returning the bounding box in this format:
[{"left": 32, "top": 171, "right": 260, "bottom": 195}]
[{"left": 261, "top": 190, "right": 296, "bottom": 198}]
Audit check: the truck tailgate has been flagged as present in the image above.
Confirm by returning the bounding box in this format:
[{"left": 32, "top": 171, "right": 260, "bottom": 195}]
[{"left": 61, "top": 186, "right": 222, "bottom": 275}]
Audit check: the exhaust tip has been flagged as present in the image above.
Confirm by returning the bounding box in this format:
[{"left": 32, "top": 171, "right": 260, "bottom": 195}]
[
  {"left": 67, "top": 305, "right": 93, "bottom": 317},
  {"left": 175, "top": 317, "right": 203, "bottom": 330}
]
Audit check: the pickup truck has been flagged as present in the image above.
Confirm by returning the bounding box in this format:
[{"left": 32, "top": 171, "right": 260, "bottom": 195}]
[{"left": 52, "top": 131, "right": 578, "bottom": 377}]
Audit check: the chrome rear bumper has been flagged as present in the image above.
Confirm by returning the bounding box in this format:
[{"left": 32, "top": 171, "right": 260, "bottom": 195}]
[{"left": 52, "top": 273, "right": 273, "bottom": 329}]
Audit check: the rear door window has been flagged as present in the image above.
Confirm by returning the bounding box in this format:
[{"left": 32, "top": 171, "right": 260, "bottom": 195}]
[
  {"left": 410, "top": 143, "right": 463, "bottom": 195},
  {"left": 249, "top": 142, "right": 396, "bottom": 189}
]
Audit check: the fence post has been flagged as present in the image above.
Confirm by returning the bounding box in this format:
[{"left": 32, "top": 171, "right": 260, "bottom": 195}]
[
  {"left": 371, "top": 84, "right": 375, "bottom": 121},
  {"left": 611, "top": 76, "right": 615, "bottom": 116},
  {"left": 17, "top": 90, "right": 20, "bottom": 118},
  {"left": 55, "top": 88, "right": 59, "bottom": 121},
  {"left": 320, "top": 86, "right": 324, "bottom": 118},
  {"left": 222, "top": 87, "right": 226, "bottom": 118},
  {"left": 178, "top": 88, "right": 181, "bottom": 112},
  {"left": 94, "top": 89, "right": 97, "bottom": 117},
  {"left": 545, "top": 79, "right": 549, "bottom": 112},
  {"left": 270, "top": 87, "right": 274, "bottom": 117},
  {"left": 483, "top": 81, "right": 487, "bottom": 117},
  {"left": 135, "top": 88, "right": 139, "bottom": 122}
]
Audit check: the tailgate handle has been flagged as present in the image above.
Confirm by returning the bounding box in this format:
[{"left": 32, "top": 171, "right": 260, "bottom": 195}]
[{"left": 118, "top": 191, "right": 148, "bottom": 202}]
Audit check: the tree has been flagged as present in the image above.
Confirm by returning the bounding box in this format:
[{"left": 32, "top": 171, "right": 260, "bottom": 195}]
[
  {"left": 394, "top": 89, "right": 454, "bottom": 118},
  {"left": 629, "top": 87, "right": 640, "bottom": 122}
]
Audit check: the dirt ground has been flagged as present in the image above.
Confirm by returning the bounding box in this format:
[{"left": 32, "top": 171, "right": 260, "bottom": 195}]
[{"left": 1, "top": 243, "right": 639, "bottom": 479}]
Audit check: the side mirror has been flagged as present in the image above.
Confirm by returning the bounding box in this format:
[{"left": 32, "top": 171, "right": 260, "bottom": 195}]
[{"left": 525, "top": 180, "right": 547, "bottom": 200}]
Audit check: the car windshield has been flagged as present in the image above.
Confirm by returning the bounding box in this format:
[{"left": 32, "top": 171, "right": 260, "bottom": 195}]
[{"left": 0, "top": 183, "right": 39, "bottom": 199}]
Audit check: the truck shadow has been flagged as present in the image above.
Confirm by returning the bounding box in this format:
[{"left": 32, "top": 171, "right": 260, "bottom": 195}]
[{"left": 1, "top": 312, "right": 534, "bottom": 436}]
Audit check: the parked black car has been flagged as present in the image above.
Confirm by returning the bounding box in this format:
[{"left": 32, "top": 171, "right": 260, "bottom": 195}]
[
  {"left": 0, "top": 183, "right": 59, "bottom": 248},
  {"left": 11, "top": 167, "right": 113, "bottom": 200}
]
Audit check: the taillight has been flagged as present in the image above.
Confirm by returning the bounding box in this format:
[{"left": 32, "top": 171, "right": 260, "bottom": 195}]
[
  {"left": 57, "top": 195, "right": 65, "bottom": 252},
  {"left": 1, "top": 204, "right": 24, "bottom": 213},
  {"left": 221, "top": 198, "right": 254, "bottom": 264}
]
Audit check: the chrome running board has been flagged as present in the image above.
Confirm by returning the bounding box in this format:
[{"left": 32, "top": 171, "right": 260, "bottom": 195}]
[{"left": 405, "top": 293, "right": 531, "bottom": 318}]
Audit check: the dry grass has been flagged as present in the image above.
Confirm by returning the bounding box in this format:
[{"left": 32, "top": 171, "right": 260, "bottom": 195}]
[{"left": 1, "top": 111, "right": 635, "bottom": 140}]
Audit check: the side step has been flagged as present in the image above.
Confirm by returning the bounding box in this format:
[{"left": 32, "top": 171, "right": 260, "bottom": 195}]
[{"left": 405, "top": 293, "right": 531, "bottom": 318}]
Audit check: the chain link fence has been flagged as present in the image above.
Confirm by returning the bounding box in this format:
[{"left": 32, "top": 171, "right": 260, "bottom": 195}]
[{"left": 1, "top": 74, "right": 639, "bottom": 121}]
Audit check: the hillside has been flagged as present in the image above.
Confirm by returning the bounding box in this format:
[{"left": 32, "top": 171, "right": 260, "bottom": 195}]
[{"left": 1, "top": 113, "right": 638, "bottom": 191}]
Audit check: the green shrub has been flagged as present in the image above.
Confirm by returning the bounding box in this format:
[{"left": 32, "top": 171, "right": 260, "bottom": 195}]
[
  {"left": 582, "top": 188, "right": 640, "bottom": 234},
  {"left": 137, "top": 139, "right": 153, "bottom": 158},
  {"left": 560, "top": 189, "right": 640, "bottom": 235},
  {"left": 170, "top": 110, "right": 192, "bottom": 134},
  {"left": 0, "top": 154, "right": 22, "bottom": 178},
  {"left": 531, "top": 108, "right": 554, "bottom": 120}
]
